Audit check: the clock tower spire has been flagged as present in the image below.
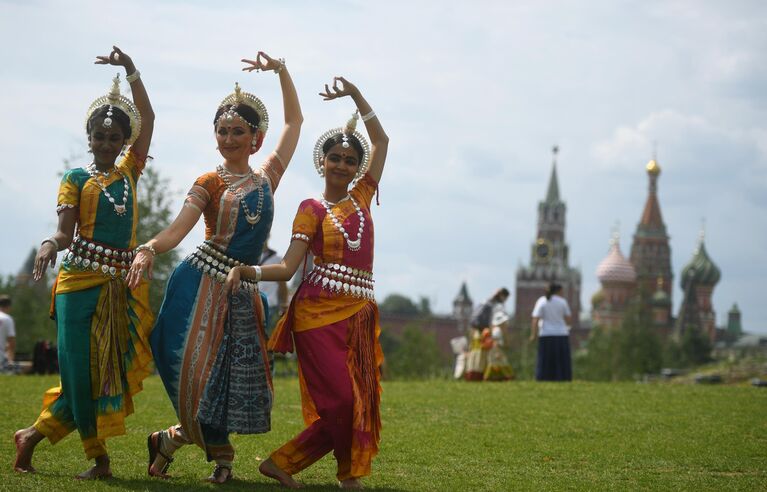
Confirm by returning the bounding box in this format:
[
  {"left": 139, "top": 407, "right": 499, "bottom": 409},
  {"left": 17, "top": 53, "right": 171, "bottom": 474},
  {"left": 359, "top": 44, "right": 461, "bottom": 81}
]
[{"left": 514, "top": 146, "right": 582, "bottom": 330}]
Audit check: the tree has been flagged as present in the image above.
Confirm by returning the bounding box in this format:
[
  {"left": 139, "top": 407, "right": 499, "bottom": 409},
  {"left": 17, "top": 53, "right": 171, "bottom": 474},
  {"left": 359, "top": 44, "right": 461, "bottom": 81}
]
[
  {"left": 385, "top": 324, "right": 446, "bottom": 379},
  {"left": 0, "top": 272, "right": 55, "bottom": 356},
  {"left": 574, "top": 300, "right": 662, "bottom": 381},
  {"left": 134, "top": 165, "right": 181, "bottom": 312},
  {"left": 379, "top": 294, "right": 420, "bottom": 316}
]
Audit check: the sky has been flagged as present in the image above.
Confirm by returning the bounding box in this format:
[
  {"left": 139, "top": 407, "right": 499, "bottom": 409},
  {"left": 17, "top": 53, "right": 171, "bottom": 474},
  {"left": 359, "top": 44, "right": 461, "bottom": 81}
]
[{"left": 1, "top": 0, "right": 765, "bottom": 333}]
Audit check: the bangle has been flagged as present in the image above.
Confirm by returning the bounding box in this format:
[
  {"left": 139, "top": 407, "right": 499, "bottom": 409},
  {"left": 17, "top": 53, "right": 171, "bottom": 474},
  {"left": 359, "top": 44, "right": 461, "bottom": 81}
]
[
  {"left": 135, "top": 243, "right": 156, "bottom": 256},
  {"left": 253, "top": 265, "right": 262, "bottom": 282},
  {"left": 126, "top": 70, "right": 141, "bottom": 83},
  {"left": 361, "top": 110, "right": 376, "bottom": 122},
  {"left": 274, "top": 58, "right": 285, "bottom": 74},
  {"left": 41, "top": 237, "right": 59, "bottom": 251}
]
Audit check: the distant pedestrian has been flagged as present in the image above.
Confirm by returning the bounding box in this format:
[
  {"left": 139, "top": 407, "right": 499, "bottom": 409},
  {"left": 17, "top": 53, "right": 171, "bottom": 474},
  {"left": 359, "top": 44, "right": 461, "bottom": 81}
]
[
  {"left": 530, "top": 283, "right": 572, "bottom": 381},
  {"left": 484, "top": 310, "right": 514, "bottom": 381},
  {"left": 465, "top": 288, "right": 510, "bottom": 381},
  {"left": 0, "top": 295, "right": 16, "bottom": 373}
]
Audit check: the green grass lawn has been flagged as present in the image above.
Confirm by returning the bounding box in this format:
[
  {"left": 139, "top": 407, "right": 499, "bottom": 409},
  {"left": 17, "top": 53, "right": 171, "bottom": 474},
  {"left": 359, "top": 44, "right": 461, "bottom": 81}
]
[{"left": 0, "top": 375, "right": 765, "bottom": 491}]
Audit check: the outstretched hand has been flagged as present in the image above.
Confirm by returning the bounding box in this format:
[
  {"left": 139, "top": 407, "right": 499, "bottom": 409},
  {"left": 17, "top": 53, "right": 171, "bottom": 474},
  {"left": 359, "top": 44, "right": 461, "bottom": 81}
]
[
  {"left": 242, "top": 52, "right": 283, "bottom": 73},
  {"left": 319, "top": 77, "right": 359, "bottom": 101},
  {"left": 95, "top": 46, "right": 134, "bottom": 69},
  {"left": 32, "top": 243, "right": 57, "bottom": 282},
  {"left": 126, "top": 250, "right": 154, "bottom": 290}
]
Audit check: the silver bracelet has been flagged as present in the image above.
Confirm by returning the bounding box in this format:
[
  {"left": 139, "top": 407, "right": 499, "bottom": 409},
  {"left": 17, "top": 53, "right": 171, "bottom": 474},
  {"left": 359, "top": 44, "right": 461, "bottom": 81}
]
[
  {"left": 254, "top": 265, "right": 262, "bottom": 282},
  {"left": 126, "top": 70, "right": 141, "bottom": 83},
  {"left": 41, "top": 237, "right": 59, "bottom": 251},
  {"left": 361, "top": 110, "right": 377, "bottom": 122},
  {"left": 274, "top": 58, "right": 286, "bottom": 74},
  {"left": 135, "top": 243, "right": 156, "bottom": 256}
]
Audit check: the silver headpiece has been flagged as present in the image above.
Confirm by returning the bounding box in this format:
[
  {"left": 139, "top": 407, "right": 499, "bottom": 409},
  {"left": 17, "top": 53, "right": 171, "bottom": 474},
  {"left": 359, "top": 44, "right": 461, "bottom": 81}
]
[
  {"left": 85, "top": 74, "right": 142, "bottom": 145},
  {"left": 313, "top": 110, "right": 371, "bottom": 182},
  {"left": 216, "top": 82, "right": 269, "bottom": 134}
]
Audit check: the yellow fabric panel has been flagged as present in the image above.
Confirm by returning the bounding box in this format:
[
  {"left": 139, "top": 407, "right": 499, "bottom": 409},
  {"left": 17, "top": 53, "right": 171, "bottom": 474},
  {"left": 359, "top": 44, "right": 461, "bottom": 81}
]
[
  {"left": 291, "top": 201, "right": 322, "bottom": 243},
  {"left": 293, "top": 296, "right": 368, "bottom": 332}
]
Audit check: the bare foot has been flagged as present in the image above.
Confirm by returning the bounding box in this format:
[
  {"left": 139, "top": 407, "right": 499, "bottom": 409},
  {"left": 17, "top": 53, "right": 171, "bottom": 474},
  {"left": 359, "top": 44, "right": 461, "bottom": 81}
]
[
  {"left": 259, "top": 458, "right": 302, "bottom": 488},
  {"left": 340, "top": 478, "right": 364, "bottom": 489},
  {"left": 13, "top": 427, "right": 43, "bottom": 473},
  {"left": 76, "top": 456, "right": 112, "bottom": 480}
]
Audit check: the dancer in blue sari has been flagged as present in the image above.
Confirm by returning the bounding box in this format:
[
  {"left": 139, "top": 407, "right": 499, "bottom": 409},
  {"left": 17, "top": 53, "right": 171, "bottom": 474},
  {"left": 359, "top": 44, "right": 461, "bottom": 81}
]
[{"left": 127, "top": 52, "right": 302, "bottom": 483}]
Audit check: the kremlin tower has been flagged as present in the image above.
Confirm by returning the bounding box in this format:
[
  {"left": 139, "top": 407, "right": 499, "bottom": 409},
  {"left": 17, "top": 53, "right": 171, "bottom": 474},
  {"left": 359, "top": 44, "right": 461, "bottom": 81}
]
[{"left": 630, "top": 157, "right": 673, "bottom": 303}]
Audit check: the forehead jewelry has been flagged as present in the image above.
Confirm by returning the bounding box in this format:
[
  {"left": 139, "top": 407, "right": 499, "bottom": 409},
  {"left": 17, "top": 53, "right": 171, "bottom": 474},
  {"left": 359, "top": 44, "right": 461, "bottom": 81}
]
[
  {"left": 216, "top": 82, "right": 269, "bottom": 134},
  {"left": 103, "top": 105, "right": 114, "bottom": 128},
  {"left": 313, "top": 110, "right": 371, "bottom": 182},
  {"left": 85, "top": 74, "right": 142, "bottom": 144}
]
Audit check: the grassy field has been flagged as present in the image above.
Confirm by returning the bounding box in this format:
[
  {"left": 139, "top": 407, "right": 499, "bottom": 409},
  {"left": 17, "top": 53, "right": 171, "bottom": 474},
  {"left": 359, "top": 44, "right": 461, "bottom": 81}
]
[{"left": 0, "top": 375, "right": 765, "bottom": 491}]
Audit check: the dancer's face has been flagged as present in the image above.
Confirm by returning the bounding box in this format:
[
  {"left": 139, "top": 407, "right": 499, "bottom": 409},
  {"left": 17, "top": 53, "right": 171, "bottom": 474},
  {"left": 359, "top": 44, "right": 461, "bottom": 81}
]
[
  {"left": 216, "top": 120, "right": 254, "bottom": 161},
  {"left": 88, "top": 119, "right": 126, "bottom": 166},
  {"left": 322, "top": 143, "right": 360, "bottom": 189}
]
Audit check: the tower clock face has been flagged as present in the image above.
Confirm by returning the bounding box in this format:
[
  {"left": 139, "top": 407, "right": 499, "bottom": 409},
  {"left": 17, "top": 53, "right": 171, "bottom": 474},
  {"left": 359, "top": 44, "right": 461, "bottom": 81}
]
[{"left": 535, "top": 239, "right": 552, "bottom": 261}]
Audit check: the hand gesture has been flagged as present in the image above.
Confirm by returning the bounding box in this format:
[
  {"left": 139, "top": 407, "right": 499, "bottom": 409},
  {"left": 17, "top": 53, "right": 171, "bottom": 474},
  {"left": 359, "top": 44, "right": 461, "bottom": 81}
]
[
  {"left": 32, "top": 242, "right": 57, "bottom": 282},
  {"left": 241, "top": 52, "right": 283, "bottom": 73},
  {"left": 95, "top": 46, "right": 134, "bottom": 69},
  {"left": 319, "top": 77, "right": 359, "bottom": 101},
  {"left": 224, "top": 267, "right": 242, "bottom": 295},
  {"left": 126, "top": 250, "right": 154, "bottom": 290}
]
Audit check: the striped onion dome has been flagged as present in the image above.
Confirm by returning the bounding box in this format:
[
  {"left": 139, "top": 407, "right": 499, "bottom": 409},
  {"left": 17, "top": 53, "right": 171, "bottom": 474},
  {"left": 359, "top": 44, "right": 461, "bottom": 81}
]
[
  {"left": 596, "top": 235, "right": 637, "bottom": 284},
  {"left": 681, "top": 234, "right": 721, "bottom": 288}
]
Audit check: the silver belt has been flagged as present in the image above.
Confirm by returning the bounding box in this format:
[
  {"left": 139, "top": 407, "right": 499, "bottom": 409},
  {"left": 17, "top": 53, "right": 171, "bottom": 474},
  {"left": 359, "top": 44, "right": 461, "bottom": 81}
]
[
  {"left": 307, "top": 262, "right": 375, "bottom": 299},
  {"left": 63, "top": 236, "right": 134, "bottom": 279},
  {"left": 185, "top": 241, "right": 259, "bottom": 293}
]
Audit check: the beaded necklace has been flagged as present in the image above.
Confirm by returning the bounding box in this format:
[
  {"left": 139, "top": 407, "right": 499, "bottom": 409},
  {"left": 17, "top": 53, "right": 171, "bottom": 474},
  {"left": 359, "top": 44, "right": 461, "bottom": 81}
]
[
  {"left": 86, "top": 163, "right": 130, "bottom": 216},
  {"left": 321, "top": 194, "right": 365, "bottom": 251},
  {"left": 217, "top": 164, "right": 265, "bottom": 226}
]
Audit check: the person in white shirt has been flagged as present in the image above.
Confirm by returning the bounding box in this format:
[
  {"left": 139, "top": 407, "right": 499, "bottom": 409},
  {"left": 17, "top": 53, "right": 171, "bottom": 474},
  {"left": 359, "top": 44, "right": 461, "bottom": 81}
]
[
  {"left": 0, "top": 295, "right": 16, "bottom": 371},
  {"left": 530, "top": 283, "right": 572, "bottom": 381}
]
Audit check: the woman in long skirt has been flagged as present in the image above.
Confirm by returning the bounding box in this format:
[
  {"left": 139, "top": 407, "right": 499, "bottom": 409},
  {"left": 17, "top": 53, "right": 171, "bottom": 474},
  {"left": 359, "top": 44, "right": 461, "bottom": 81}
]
[
  {"left": 126, "top": 52, "right": 302, "bottom": 483},
  {"left": 14, "top": 46, "right": 155, "bottom": 479},
  {"left": 226, "top": 77, "right": 388, "bottom": 489},
  {"left": 530, "top": 282, "right": 573, "bottom": 381}
]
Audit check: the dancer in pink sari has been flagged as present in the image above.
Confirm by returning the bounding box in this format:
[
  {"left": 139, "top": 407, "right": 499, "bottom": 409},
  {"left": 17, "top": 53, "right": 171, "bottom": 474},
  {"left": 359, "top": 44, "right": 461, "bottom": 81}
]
[{"left": 225, "top": 77, "right": 388, "bottom": 489}]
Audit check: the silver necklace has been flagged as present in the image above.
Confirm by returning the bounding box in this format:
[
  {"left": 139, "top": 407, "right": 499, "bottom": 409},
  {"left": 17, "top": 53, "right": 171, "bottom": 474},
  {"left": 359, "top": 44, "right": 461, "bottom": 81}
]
[
  {"left": 86, "top": 163, "right": 130, "bottom": 216},
  {"left": 321, "top": 194, "right": 365, "bottom": 251},
  {"left": 217, "top": 164, "right": 265, "bottom": 226}
]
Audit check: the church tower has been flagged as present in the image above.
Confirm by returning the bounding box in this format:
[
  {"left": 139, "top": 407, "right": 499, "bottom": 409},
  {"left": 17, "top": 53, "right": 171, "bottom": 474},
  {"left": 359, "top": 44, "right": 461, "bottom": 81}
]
[
  {"left": 677, "top": 230, "right": 721, "bottom": 342},
  {"left": 514, "top": 147, "right": 581, "bottom": 330},
  {"left": 630, "top": 157, "right": 673, "bottom": 303},
  {"left": 453, "top": 282, "right": 473, "bottom": 334}
]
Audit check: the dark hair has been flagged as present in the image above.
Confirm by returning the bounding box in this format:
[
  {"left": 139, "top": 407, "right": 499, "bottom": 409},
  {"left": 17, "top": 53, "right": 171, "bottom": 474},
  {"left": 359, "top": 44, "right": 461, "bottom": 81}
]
[
  {"left": 321, "top": 133, "right": 365, "bottom": 163},
  {"left": 0, "top": 295, "right": 11, "bottom": 308},
  {"left": 213, "top": 104, "right": 260, "bottom": 133},
  {"left": 545, "top": 283, "right": 562, "bottom": 300},
  {"left": 492, "top": 287, "right": 510, "bottom": 303},
  {"left": 86, "top": 105, "right": 132, "bottom": 140}
]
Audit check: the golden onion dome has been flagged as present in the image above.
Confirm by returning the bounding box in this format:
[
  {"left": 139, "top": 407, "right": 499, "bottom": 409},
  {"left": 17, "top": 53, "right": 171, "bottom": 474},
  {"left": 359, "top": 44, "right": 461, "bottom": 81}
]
[{"left": 646, "top": 159, "right": 661, "bottom": 176}]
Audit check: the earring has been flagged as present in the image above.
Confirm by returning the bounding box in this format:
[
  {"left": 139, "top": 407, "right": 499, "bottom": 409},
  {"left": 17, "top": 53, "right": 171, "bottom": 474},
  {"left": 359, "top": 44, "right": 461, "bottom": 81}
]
[{"left": 251, "top": 137, "right": 258, "bottom": 150}]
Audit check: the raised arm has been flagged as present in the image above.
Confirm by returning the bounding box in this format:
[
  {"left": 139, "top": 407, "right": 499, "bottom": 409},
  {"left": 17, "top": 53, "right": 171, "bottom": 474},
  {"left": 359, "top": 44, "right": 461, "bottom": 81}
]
[
  {"left": 126, "top": 205, "right": 202, "bottom": 289},
  {"left": 242, "top": 52, "right": 303, "bottom": 172},
  {"left": 224, "top": 239, "right": 309, "bottom": 295},
  {"left": 95, "top": 46, "right": 154, "bottom": 158},
  {"left": 320, "top": 77, "right": 389, "bottom": 183}
]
